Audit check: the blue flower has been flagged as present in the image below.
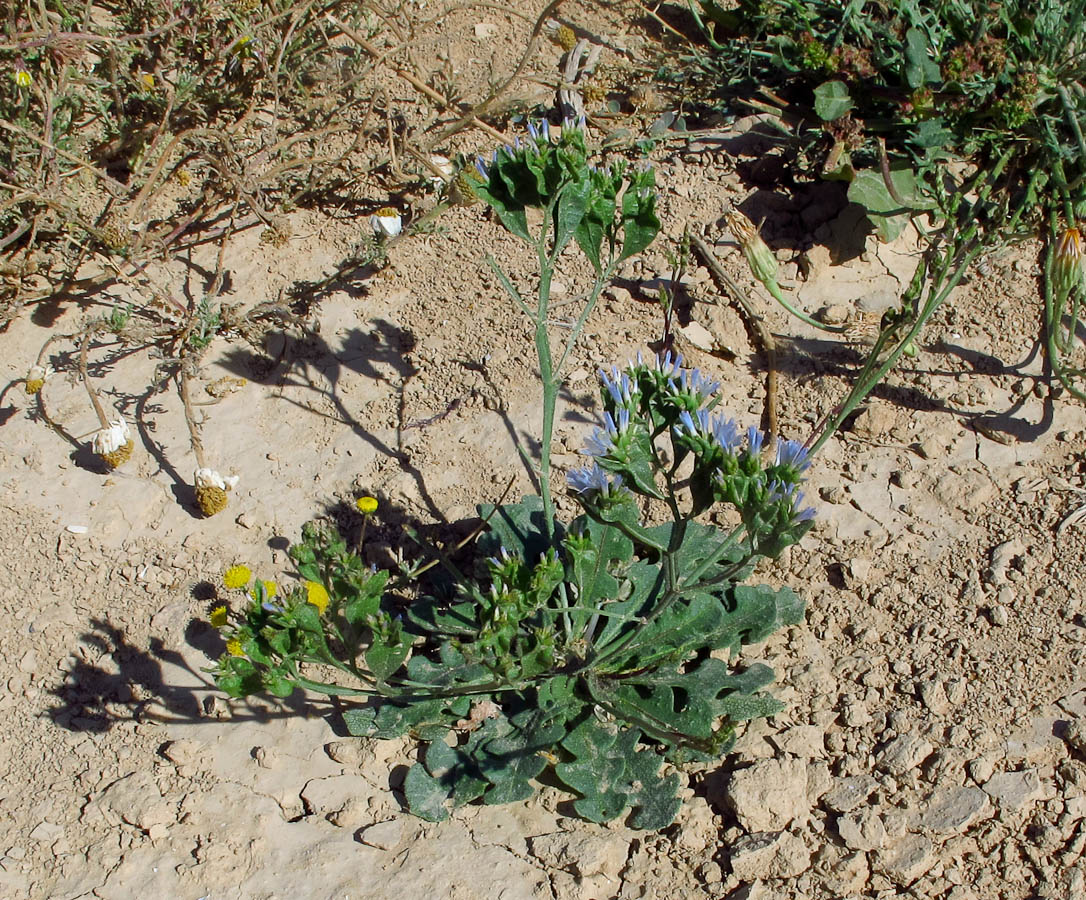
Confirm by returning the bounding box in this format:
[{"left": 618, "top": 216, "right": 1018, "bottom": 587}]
[
  {"left": 582, "top": 410, "right": 631, "bottom": 457},
  {"left": 675, "top": 408, "right": 710, "bottom": 438},
  {"left": 711, "top": 415, "right": 741, "bottom": 453},
  {"left": 599, "top": 366, "right": 635, "bottom": 408},
  {"left": 677, "top": 368, "right": 720, "bottom": 403},
  {"left": 651, "top": 350, "right": 684, "bottom": 379},
  {"left": 746, "top": 426, "right": 765, "bottom": 456},
  {"left": 567, "top": 462, "right": 624, "bottom": 496},
  {"left": 774, "top": 438, "right": 811, "bottom": 472},
  {"left": 475, "top": 158, "right": 489, "bottom": 180}
]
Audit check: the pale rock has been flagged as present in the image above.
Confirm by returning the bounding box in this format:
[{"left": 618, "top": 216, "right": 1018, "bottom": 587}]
[
  {"left": 878, "top": 734, "right": 934, "bottom": 776},
  {"left": 729, "top": 831, "right": 781, "bottom": 882},
  {"left": 722, "top": 758, "right": 809, "bottom": 832},
  {"left": 987, "top": 539, "right": 1025, "bottom": 587},
  {"left": 837, "top": 808, "right": 888, "bottom": 851},
  {"left": 97, "top": 772, "right": 175, "bottom": 831},
  {"left": 300, "top": 774, "right": 373, "bottom": 819},
  {"left": 161, "top": 739, "right": 204, "bottom": 768},
  {"left": 824, "top": 850, "right": 870, "bottom": 895},
  {"left": 873, "top": 833, "right": 936, "bottom": 886},
  {"left": 28, "top": 821, "right": 64, "bottom": 842},
  {"left": 822, "top": 774, "right": 879, "bottom": 813},
  {"left": 358, "top": 818, "right": 403, "bottom": 850},
  {"left": 772, "top": 832, "right": 812, "bottom": 878},
  {"left": 473, "top": 22, "right": 498, "bottom": 38},
  {"left": 674, "top": 801, "right": 716, "bottom": 855},
  {"left": 983, "top": 770, "right": 1047, "bottom": 814},
  {"left": 678, "top": 320, "right": 716, "bottom": 352},
  {"left": 918, "top": 787, "right": 992, "bottom": 835},
  {"left": 806, "top": 760, "right": 834, "bottom": 804},
  {"left": 529, "top": 831, "right": 630, "bottom": 879},
  {"left": 968, "top": 755, "right": 999, "bottom": 785},
  {"left": 918, "top": 680, "right": 950, "bottom": 715},
  {"left": 771, "top": 725, "right": 826, "bottom": 759},
  {"left": 852, "top": 404, "right": 898, "bottom": 439}
]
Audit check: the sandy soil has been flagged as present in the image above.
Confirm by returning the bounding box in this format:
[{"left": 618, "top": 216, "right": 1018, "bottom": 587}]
[{"left": 1, "top": 4, "right": 1085, "bottom": 899}]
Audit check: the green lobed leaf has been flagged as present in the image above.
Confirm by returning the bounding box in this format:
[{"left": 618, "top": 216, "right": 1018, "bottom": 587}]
[
  {"left": 365, "top": 637, "right": 410, "bottom": 683},
  {"left": 477, "top": 495, "right": 562, "bottom": 562},
  {"left": 847, "top": 167, "right": 932, "bottom": 242}
]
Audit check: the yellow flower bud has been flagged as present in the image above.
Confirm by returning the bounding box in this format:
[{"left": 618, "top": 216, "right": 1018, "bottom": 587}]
[
  {"left": 356, "top": 496, "right": 378, "bottom": 515},
  {"left": 210, "top": 605, "right": 229, "bottom": 628},
  {"left": 1054, "top": 225, "right": 1084, "bottom": 297}
]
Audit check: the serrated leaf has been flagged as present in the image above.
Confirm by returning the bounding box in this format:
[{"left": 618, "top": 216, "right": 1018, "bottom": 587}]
[
  {"left": 553, "top": 178, "right": 591, "bottom": 257},
  {"left": 403, "top": 763, "right": 451, "bottom": 821},
  {"left": 813, "top": 80, "right": 853, "bottom": 121},
  {"left": 565, "top": 517, "right": 634, "bottom": 633}
]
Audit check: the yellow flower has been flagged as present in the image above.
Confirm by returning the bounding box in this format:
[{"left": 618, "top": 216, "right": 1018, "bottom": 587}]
[
  {"left": 225, "top": 638, "right": 245, "bottom": 657},
  {"left": 24, "top": 364, "right": 49, "bottom": 395},
  {"left": 261, "top": 580, "right": 277, "bottom": 598},
  {"left": 356, "top": 496, "right": 378, "bottom": 515},
  {"left": 13, "top": 69, "right": 31, "bottom": 89},
  {"left": 140, "top": 72, "right": 155, "bottom": 90},
  {"left": 223, "top": 564, "right": 252, "bottom": 589},
  {"left": 210, "top": 605, "right": 228, "bottom": 628},
  {"left": 306, "top": 581, "right": 330, "bottom": 615}
]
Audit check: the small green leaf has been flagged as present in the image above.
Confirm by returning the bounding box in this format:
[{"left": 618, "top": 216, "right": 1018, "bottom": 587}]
[
  {"left": 904, "top": 28, "right": 940, "bottom": 88},
  {"left": 813, "top": 81, "right": 853, "bottom": 121},
  {"left": 403, "top": 763, "right": 451, "bottom": 821},
  {"left": 365, "top": 638, "right": 410, "bottom": 682}
]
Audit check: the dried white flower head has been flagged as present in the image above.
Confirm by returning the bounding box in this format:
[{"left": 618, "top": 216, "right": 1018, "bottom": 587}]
[
  {"left": 428, "top": 154, "right": 454, "bottom": 187},
  {"left": 195, "top": 467, "right": 239, "bottom": 517},
  {"left": 24, "top": 364, "right": 51, "bottom": 395},
  {"left": 92, "top": 419, "right": 133, "bottom": 469},
  {"left": 370, "top": 207, "right": 402, "bottom": 238}
]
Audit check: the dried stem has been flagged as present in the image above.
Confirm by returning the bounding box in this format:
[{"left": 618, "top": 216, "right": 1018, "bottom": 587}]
[
  {"left": 79, "top": 331, "right": 111, "bottom": 429},
  {"left": 178, "top": 369, "right": 208, "bottom": 469}
]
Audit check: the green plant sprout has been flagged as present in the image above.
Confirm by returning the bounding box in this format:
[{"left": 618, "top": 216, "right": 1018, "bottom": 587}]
[{"left": 209, "top": 120, "right": 812, "bottom": 828}]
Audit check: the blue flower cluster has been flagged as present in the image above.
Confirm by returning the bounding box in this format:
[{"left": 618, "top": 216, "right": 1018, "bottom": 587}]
[{"left": 567, "top": 353, "right": 816, "bottom": 536}]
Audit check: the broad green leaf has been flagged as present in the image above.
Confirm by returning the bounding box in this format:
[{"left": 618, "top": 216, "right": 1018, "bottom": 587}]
[
  {"left": 904, "top": 28, "right": 940, "bottom": 88},
  {"left": 813, "top": 80, "right": 853, "bottom": 121},
  {"left": 477, "top": 496, "right": 561, "bottom": 562},
  {"left": 848, "top": 167, "right": 933, "bottom": 242},
  {"left": 553, "top": 178, "right": 591, "bottom": 257},
  {"left": 565, "top": 518, "right": 634, "bottom": 633},
  {"left": 403, "top": 763, "right": 451, "bottom": 821},
  {"left": 365, "top": 637, "right": 410, "bottom": 682}
]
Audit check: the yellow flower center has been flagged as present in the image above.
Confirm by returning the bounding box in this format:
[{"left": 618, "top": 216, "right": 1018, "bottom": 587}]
[
  {"left": 210, "top": 605, "right": 228, "bottom": 628},
  {"left": 226, "top": 638, "right": 245, "bottom": 657},
  {"left": 223, "top": 564, "right": 252, "bottom": 589},
  {"left": 356, "top": 496, "right": 379, "bottom": 515}
]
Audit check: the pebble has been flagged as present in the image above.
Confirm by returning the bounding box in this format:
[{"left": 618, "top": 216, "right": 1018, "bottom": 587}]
[
  {"left": 983, "top": 769, "right": 1047, "bottom": 814},
  {"left": 872, "top": 833, "right": 936, "bottom": 886},
  {"left": 837, "top": 808, "right": 888, "bottom": 851},
  {"left": 358, "top": 818, "right": 404, "bottom": 850},
  {"left": 878, "top": 734, "right": 935, "bottom": 776},
  {"left": 720, "top": 759, "right": 809, "bottom": 832},
  {"left": 529, "top": 831, "right": 630, "bottom": 880},
  {"left": 821, "top": 774, "right": 879, "bottom": 813},
  {"left": 918, "top": 786, "right": 992, "bottom": 835}
]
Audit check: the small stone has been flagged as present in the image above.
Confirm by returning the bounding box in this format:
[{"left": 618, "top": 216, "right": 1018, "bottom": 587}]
[
  {"left": 771, "top": 725, "right": 826, "bottom": 759},
  {"left": 161, "top": 739, "right": 204, "bottom": 769},
  {"left": 822, "top": 775, "right": 879, "bottom": 813},
  {"left": 918, "top": 787, "right": 992, "bottom": 835},
  {"left": 358, "top": 818, "right": 403, "bottom": 850},
  {"left": 28, "top": 821, "right": 64, "bottom": 842},
  {"left": 729, "top": 831, "right": 782, "bottom": 881},
  {"left": 324, "top": 740, "right": 374, "bottom": 768},
  {"left": 983, "top": 770, "right": 1046, "bottom": 814},
  {"left": 873, "top": 833, "right": 936, "bottom": 886},
  {"left": 529, "top": 832, "right": 630, "bottom": 880},
  {"left": 916, "top": 437, "right": 942, "bottom": 460},
  {"left": 678, "top": 320, "right": 716, "bottom": 352},
  {"left": 837, "top": 808, "right": 888, "bottom": 851},
  {"left": 918, "top": 680, "right": 950, "bottom": 715},
  {"left": 852, "top": 404, "right": 898, "bottom": 439},
  {"left": 721, "top": 758, "right": 809, "bottom": 832},
  {"left": 824, "top": 850, "right": 870, "bottom": 895},
  {"left": 473, "top": 22, "right": 498, "bottom": 38},
  {"left": 1064, "top": 720, "right": 1086, "bottom": 755},
  {"left": 878, "top": 734, "right": 934, "bottom": 776}
]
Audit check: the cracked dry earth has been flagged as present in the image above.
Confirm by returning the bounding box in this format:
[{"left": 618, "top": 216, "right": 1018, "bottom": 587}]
[{"left": 3, "top": 9, "right": 1086, "bottom": 900}]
